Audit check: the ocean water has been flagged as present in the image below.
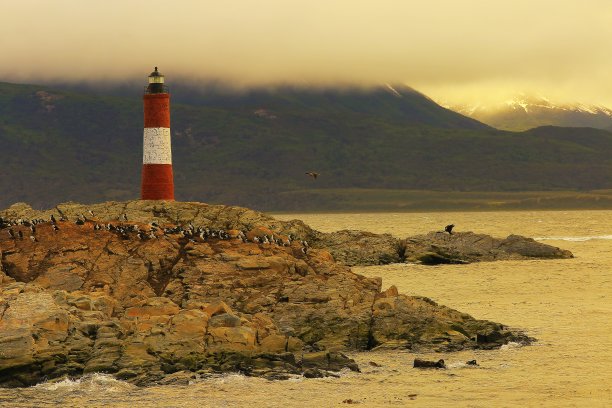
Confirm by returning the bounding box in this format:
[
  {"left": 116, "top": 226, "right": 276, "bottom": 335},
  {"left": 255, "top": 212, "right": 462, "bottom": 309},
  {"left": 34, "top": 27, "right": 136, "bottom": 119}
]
[{"left": 1, "top": 210, "right": 611, "bottom": 407}]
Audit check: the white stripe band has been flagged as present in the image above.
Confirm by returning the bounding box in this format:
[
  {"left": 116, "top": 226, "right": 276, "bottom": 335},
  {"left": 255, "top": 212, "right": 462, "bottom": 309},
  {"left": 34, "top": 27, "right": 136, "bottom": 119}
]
[{"left": 143, "top": 127, "right": 172, "bottom": 164}]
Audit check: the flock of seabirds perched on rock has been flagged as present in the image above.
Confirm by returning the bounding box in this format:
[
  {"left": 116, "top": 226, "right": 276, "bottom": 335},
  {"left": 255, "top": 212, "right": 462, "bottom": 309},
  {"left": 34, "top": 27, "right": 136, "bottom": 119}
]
[
  {"left": 0, "top": 211, "right": 313, "bottom": 254},
  {"left": 0, "top": 211, "right": 456, "bottom": 259}
]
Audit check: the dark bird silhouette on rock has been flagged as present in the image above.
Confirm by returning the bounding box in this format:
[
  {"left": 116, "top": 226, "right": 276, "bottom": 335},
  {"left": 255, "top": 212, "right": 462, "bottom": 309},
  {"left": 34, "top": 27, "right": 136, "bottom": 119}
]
[
  {"left": 305, "top": 172, "right": 319, "bottom": 180},
  {"left": 445, "top": 224, "right": 454, "bottom": 235}
]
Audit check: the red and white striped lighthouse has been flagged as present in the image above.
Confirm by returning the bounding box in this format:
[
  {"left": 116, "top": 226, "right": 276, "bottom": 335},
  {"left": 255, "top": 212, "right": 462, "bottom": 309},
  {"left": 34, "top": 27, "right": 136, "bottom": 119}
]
[{"left": 141, "top": 67, "right": 175, "bottom": 200}]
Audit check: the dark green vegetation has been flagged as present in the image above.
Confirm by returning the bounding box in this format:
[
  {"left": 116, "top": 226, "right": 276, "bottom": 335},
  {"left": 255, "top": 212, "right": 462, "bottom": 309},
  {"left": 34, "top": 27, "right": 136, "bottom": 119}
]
[
  {"left": 274, "top": 189, "right": 612, "bottom": 212},
  {"left": 1, "top": 81, "right": 611, "bottom": 211}
]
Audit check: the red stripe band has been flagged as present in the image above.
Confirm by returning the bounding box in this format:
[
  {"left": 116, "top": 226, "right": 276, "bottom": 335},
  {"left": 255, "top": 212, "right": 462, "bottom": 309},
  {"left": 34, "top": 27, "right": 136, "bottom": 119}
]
[
  {"left": 143, "top": 94, "right": 170, "bottom": 128},
  {"left": 141, "top": 164, "right": 174, "bottom": 200}
]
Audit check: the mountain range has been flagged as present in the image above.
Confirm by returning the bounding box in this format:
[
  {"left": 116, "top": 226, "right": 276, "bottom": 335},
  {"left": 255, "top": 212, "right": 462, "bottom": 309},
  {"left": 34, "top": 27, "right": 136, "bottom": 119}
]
[
  {"left": 1, "top": 81, "right": 611, "bottom": 211},
  {"left": 446, "top": 94, "right": 612, "bottom": 131}
]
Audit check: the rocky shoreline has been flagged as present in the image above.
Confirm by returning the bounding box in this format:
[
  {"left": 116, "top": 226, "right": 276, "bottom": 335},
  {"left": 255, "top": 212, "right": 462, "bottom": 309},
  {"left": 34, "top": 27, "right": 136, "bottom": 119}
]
[
  {"left": 1, "top": 200, "right": 572, "bottom": 266},
  {"left": 0, "top": 201, "right": 569, "bottom": 387}
]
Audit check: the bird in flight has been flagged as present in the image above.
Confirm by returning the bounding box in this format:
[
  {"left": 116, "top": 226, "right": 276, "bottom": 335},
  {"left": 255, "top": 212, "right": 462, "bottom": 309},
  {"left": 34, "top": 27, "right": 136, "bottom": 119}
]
[{"left": 305, "top": 172, "right": 319, "bottom": 180}]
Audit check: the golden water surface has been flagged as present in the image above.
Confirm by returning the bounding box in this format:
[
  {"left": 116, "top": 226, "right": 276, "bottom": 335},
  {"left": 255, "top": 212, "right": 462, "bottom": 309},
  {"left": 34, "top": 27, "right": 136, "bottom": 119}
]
[{"left": 1, "top": 210, "right": 611, "bottom": 407}]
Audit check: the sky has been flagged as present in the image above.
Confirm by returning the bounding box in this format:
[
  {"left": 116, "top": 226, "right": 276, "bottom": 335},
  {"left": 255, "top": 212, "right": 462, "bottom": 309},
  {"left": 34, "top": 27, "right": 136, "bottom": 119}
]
[{"left": 2, "top": 0, "right": 612, "bottom": 105}]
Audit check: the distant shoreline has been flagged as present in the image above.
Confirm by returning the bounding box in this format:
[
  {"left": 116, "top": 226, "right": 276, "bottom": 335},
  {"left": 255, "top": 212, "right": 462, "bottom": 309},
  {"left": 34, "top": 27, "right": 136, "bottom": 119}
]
[
  {"left": 268, "top": 188, "right": 612, "bottom": 213},
  {"left": 7, "top": 189, "right": 612, "bottom": 214}
]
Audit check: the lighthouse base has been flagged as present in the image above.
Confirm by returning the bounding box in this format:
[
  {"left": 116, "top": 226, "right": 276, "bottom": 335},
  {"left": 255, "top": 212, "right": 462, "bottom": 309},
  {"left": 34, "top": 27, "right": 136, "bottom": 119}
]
[{"left": 141, "top": 164, "right": 175, "bottom": 200}]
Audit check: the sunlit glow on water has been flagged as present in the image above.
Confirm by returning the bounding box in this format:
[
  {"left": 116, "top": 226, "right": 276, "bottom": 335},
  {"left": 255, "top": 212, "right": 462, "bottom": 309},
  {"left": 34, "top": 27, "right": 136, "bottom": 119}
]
[{"left": 2, "top": 210, "right": 611, "bottom": 407}]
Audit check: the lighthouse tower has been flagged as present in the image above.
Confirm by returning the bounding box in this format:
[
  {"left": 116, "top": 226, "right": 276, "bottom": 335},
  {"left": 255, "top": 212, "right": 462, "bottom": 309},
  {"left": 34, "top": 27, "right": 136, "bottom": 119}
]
[{"left": 141, "top": 67, "right": 175, "bottom": 200}]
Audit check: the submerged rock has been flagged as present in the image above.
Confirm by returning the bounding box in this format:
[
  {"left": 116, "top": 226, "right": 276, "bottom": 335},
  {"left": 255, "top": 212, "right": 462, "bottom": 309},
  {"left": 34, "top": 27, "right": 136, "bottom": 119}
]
[
  {"left": 413, "top": 358, "right": 446, "bottom": 369},
  {"left": 0, "top": 201, "right": 537, "bottom": 386}
]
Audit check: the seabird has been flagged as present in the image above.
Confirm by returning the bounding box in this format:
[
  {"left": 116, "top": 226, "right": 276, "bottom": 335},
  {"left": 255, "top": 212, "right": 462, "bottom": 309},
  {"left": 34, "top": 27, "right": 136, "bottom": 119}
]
[
  {"left": 121, "top": 213, "right": 128, "bottom": 222},
  {"left": 18, "top": 230, "right": 23, "bottom": 240},
  {"left": 50, "top": 214, "right": 57, "bottom": 224},
  {"left": 444, "top": 224, "right": 454, "bottom": 235},
  {"left": 75, "top": 219, "right": 85, "bottom": 226},
  {"left": 52, "top": 224, "right": 60, "bottom": 232},
  {"left": 8, "top": 229, "right": 15, "bottom": 239},
  {"left": 29, "top": 235, "right": 37, "bottom": 242},
  {"left": 305, "top": 172, "right": 319, "bottom": 180}
]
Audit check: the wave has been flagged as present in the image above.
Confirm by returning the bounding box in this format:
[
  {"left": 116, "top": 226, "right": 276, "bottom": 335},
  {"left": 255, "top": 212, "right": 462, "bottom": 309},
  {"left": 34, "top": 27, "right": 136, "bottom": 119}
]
[
  {"left": 500, "top": 341, "right": 524, "bottom": 351},
  {"left": 33, "top": 373, "right": 133, "bottom": 393},
  {"left": 446, "top": 361, "right": 479, "bottom": 369},
  {"left": 535, "top": 235, "right": 612, "bottom": 242}
]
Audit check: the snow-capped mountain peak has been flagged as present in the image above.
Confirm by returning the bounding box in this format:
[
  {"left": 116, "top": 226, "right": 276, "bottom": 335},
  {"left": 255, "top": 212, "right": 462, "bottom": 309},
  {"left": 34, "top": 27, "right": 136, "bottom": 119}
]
[{"left": 443, "top": 93, "right": 612, "bottom": 131}]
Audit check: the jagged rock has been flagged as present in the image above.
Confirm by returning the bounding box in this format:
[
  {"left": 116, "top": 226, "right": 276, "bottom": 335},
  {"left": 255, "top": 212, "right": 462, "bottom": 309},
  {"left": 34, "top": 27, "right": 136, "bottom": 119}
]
[
  {"left": 404, "top": 231, "right": 573, "bottom": 265},
  {"left": 0, "top": 201, "right": 537, "bottom": 386},
  {"left": 301, "top": 351, "right": 360, "bottom": 373},
  {"left": 313, "top": 230, "right": 403, "bottom": 266}
]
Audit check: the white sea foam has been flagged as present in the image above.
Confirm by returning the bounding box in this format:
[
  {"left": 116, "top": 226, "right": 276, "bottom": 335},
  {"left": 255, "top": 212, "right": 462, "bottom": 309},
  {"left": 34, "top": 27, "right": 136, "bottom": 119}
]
[
  {"left": 500, "top": 342, "right": 523, "bottom": 351},
  {"left": 535, "top": 235, "right": 612, "bottom": 242},
  {"left": 34, "top": 377, "right": 82, "bottom": 391},
  {"left": 447, "top": 361, "right": 469, "bottom": 369},
  {"left": 34, "top": 373, "right": 133, "bottom": 393}
]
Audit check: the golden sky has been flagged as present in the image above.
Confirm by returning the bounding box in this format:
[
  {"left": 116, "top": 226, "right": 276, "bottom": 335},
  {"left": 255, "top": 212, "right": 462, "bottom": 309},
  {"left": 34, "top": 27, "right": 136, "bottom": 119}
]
[{"left": 2, "top": 0, "right": 612, "bottom": 105}]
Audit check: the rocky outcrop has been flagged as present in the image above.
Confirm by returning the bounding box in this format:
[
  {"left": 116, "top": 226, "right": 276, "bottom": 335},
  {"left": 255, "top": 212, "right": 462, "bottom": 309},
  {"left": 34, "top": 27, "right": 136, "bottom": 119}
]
[
  {"left": 0, "top": 201, "right": 317, "bottom": 244},
  {"left": 0, "top": 203, "right": 532, "bottom": 387},
  {"left": 404, "top": 231, "right": 573, "bottom": 265},
  {"left": 0, "top": 201, "right": 573, "bottom": 266},
  {"left": 312, "top": 230, "right": 403, "bottom": 266}
]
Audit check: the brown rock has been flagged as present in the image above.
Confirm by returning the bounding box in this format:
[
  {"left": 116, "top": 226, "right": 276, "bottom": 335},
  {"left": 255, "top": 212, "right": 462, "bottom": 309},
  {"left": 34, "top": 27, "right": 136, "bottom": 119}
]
[
  {"left": 376, "top": 285, "right": 399, "bottom": 299},
  {"left": 404, "top": 231, "right": 573, "bottom": 265},
  {"left": 313, "top": 230, "right": 403, "bottom": 266},
  {"left": 0, "top": 200, "right": 537, "bottom": 386},
  {"left": 126, "top": 298, "right": 180, "bottom": 318}
]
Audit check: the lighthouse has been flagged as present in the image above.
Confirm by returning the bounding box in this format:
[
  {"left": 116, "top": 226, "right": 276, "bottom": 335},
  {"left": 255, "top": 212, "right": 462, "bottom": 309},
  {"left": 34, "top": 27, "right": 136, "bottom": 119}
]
[{"left": 141, "top": 67, "right": 175, "bottom": 200}]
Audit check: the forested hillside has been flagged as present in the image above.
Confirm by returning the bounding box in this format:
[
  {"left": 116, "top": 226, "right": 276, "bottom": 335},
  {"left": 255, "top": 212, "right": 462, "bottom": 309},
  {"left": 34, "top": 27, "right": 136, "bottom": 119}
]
[{"left": 1, "top": 81, "right": 611, "bottom": 211}]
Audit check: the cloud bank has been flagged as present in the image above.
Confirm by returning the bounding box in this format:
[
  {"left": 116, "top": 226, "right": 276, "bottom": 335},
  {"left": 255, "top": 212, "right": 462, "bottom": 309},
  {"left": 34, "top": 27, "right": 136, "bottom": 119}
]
[{"left": 2, "top": 0, "right": 612, "bottom": 104}]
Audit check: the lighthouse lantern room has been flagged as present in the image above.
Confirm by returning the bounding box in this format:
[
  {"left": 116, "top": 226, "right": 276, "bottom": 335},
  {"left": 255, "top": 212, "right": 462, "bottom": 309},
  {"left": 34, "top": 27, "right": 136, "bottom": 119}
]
[{"left": 141, "top": 67, "right": 175, "bottom": 200}]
